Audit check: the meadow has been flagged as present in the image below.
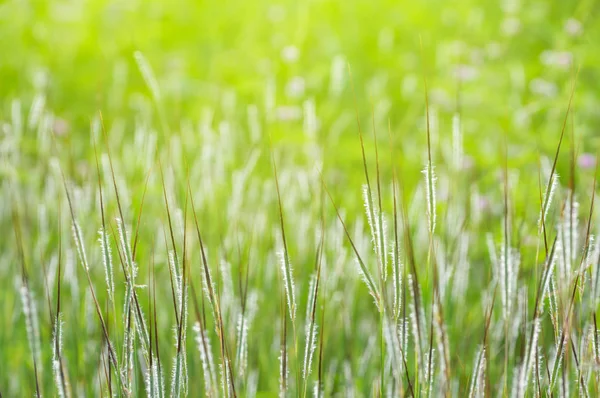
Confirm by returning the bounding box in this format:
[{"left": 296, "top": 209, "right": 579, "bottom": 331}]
[{"left": 2, "top": 0, "right": 600, "bottom": 396}]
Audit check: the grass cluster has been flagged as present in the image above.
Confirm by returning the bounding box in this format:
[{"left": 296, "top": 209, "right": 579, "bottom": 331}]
[
  {"left": 3, "top": 0, "right": 600, "bottom": 396},
  {"left": 3, "top": 58, "right": 600, "bottom": 397}
]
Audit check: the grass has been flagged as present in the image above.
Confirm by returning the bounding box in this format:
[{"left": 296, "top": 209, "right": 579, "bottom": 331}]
[{"left": 3, "top": 0, "right": 600, "bottom": 396}]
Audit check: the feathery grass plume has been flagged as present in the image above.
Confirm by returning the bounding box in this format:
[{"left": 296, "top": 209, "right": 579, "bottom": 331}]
[
  {"left": 348, "top": 75, "right": 387, "bottom": 395},
  {"left": 72, "top": 219, "right": 89, "bottom": 271},
  {"left": 383, "top": 314, "right": 410, "bottom": 393},
  {"left": 191, "top": 281, "right": 217, "bottom": 397},
  {"left": 93, "top": 139, "right": 115, "bottom": 302},
  {"left": 396, "top": 317, "right": 415, "bottom": 397},
  {"left": 193, "top": 318, "right": 217, "bottom": 395},
  {"left": 547, "top": 139, "right": 593, "bottom": 397},
  {"left": 498, "top": 162, "right": 519, "bottom": 322},
  {"left": 432, "top": 294, "right": 451, "bottom": 393},
  {"left": 116, "top": 217, "right": 136, "bottom": 278},
  {"left": 592, "top": 242, "right": 600, "bottom": 307},
  {"left": 557, "top": 190, "right": 579, "bottom": 283},
  {"left": 347, "top": 65, "right": 379, "bottom": 274},
  {"left": 388, "top": 120, "right": 403, "bottom": 320},
  {"left": 572, "top": 333, "right": 590, "bottom": 398},
  {"left": 188, "top": 189, "right": 216, "bottom": 308},
  {"left": 422, "top": 347, "right": 435, "bottom": 398},
  {"left": 400, "top": 193, "right": 427, "bottom": 377},
  {"left": 468, "top": 288, "right": 496, "bottom": 398},
  {"left": 235, "top": 311, "right": 249, "bottom": 381},
  {"left": 498, "top": 238, "right": 520, "bottom": 322},
  {"left": 302, "top": 277, "right": 320, "bottom": 379},
  {"left": 147, "top": 257, "right": 155, "bottom": 398},
  {"left": 60, "top": 172, "right": 127, "bottom": 394},
  {"left": 468, "top": 347, "right": 486, "bottom": 398},
  {"left": 101, "top": 114, "right": 152, "bottom": 376},
  {"left": 235, "top": 240, "right": 252, "bottom": 383},
  {"left": 518, "top": 238, "right": 558, "bottom": 396},
  {"left": 188, "top": 182, "right": 217, "bottom": 318},
  {"left": 407, "top": 273, "right": 426, "bottom": 376},
  {"left": 121, "top": 292, "right": 135, "bottom": 393},
  {"left": 548, "top": 275, "right": 560, "bottom": 339},
  {"left": 98, "top": 228, "right": 114, "bottom": 297},
  {"left": 423, "top": 296, "right": 436, "bottom": 398},
  {"left": 133, "top": 50, "right": 171, "bottom": 139},
  {"left": 538, "top": 173, "right": 559, "bottom": 232},
  {"left": 313, "top": 302, "right": 326, "bottom": 398},
  {"left": 188, "top": 183, "right": 236, "bottom": 397},
  {"left": 593, "top": 315, "right": 600, "bottom": 384},
  {"left": 279, "top": 296, "right": 288, "bottom": 398},
  {"left": 384, "top": 321, "right": 398, "bottom": 392},
  {"left": 422, "top": 163, "right": 437, "bottom": 237},
  {"left": 20, "top": 284, "right": 42, "bottom": 394},
  {"left": 371, "top": 106, "right": 388, "bottom": 283},
  {"left": 152, "top": 259, "right": 165, "bottom": 398},
  {"left": 321, "top": 173, "right": 381, "bottom": 308},
  {"left": 12, "top": 205, "right": 42, "bottom": 398},
  {"left": 134, "top": 50, "right": 161, "bottom": 102},
  {"left": 115, "top": 216, "right": 152, "bottom": 365},
  {"left": 420, "top": 46, "right": 436, "bottom": 238},
  {"left": 277, "top": 249, "right": 296, "bottom": 323},
  {"left": 27, "top": 93, "right": 45, "bottom": 130},
  {"left": 271, "top": 146, "right": 296, "bottom": 323},
  {"left": 583, "top": 234, "right": 596, "bottom": 287},
  {"left": 538, "top": 66, "right": 579, "bottom": 246},
  {"left": 52, "top": 223, "right": 69, "bottom": 398},
  {"left": 579, "top": 169, "right": 597, "bottom": 302},
  {"left": 451, "top": 234, "right": 470, "bottom": 302},
  {"left": 110, "top": 222, "right": 138, "bottom": 392},
  {"left": 219, "top": 352, "right": 235, "bottom": 398},
  {"left": 428, "top": 230, "right": 452, "bottom": 391},
  {"left": 548, "top": 274, "right": 580, "bottom": 394},
  {"left": 361, "top": 185, "right": 388, "bottom": 283},
  {"left": 170, "top": 193, "right": 189, "bottom": 398},
  {"left": 218, "top": 253, "right": 236, "bottom": 324},
  {"left": 302, "top": 227, "right": 324, "bottom": 396}
]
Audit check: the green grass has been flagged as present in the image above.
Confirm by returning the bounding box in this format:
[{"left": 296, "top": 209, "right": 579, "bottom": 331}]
[{"left": 2, "top": 0, "right": 600, "bottom": 396}]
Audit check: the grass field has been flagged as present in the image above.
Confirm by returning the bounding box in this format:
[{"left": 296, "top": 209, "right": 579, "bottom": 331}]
[{"left": 2, "top": 0, "right": 600, "bottom": 396}]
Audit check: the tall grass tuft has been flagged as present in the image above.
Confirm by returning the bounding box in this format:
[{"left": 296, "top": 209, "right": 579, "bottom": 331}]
[{"left": 9, "top": 47, "right": 600, "bottom": 398}]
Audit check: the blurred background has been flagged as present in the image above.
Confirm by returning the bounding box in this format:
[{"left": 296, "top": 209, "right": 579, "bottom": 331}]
[{"left": 2, "top": 0, "right": 599, "bottom": 177}]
